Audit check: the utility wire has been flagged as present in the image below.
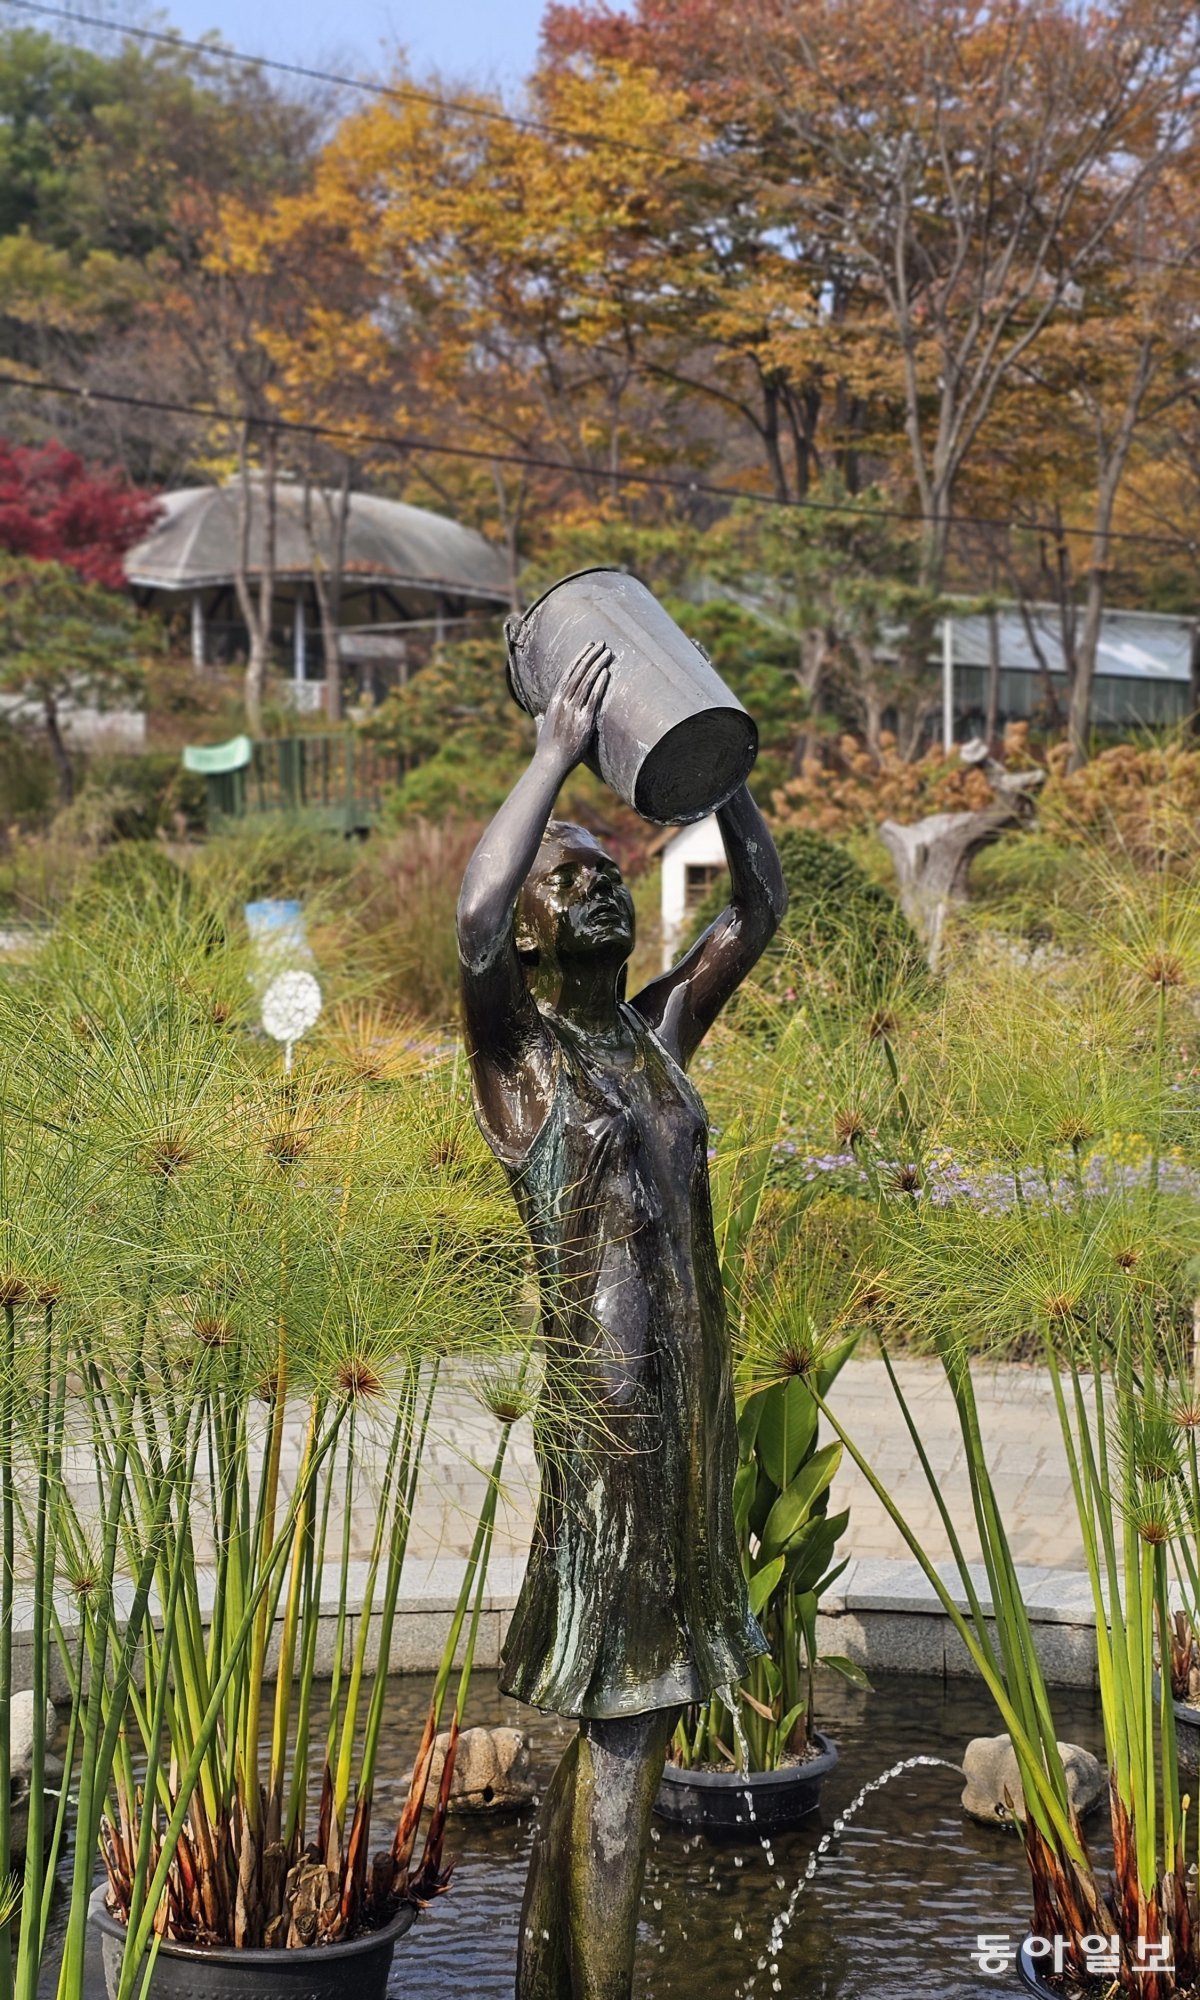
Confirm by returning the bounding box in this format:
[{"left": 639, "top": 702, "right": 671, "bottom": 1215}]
[
  {"left": 5, "top": 0, "right": 1200, "bottom": 281},
  {"left": 1, "top": 368, "right": 1195, "bottom": 555},
  {"left": 0, "top": 0, "right": 738, "bottom": 179}
]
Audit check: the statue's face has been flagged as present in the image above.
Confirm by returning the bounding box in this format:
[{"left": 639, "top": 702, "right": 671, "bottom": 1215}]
[{"left": 520, "top": 828, "right": 635, "bottom": 970}]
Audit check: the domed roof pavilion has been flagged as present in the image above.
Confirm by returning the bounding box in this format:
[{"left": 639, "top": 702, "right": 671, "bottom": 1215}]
[{"left": 124, "top": 480, "right": 511, "bottom": 700}]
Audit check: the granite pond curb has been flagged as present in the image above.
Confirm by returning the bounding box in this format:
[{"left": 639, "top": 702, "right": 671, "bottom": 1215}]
[{"left": 15, "top": 1554, "right": 1107, "bottom": 1699}]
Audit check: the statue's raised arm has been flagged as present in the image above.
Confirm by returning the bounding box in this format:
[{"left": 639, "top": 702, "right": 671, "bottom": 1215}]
[
  {"left": 631, "top": 783, "right": 786, "bottom": 1069},
  {"left": 455, "top": 639, "right": 612, "bottom": 1158}
]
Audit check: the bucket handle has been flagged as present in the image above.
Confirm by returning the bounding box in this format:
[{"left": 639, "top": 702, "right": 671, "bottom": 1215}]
[{"left": 504, "top": 613, "right": 532, "bottom": 716}]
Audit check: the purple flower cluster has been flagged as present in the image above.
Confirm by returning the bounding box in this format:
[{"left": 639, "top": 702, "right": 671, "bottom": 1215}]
[
  {"left": 778, "top": 1142, "right": 1200, "bottom": 1215},
  {"left": 794, "top": 1149, "right": 860, "bottom": 1178}
]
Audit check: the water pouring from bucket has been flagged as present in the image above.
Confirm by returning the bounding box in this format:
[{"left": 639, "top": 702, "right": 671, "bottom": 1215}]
[{"left": 506, "top": 569, "right": 758, "bottom": 825}]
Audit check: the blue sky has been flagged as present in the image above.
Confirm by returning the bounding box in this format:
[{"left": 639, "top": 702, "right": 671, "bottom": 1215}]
[
  {"left": 84, "top": 0, "right": 628, "bottom": 89},
  {"left": 166, "top": 0, "right": 548, "bottom": 87}
]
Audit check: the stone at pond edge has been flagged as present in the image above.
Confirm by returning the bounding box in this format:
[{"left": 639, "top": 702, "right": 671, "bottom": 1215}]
[
  {"left": 1169, "top": 1693, "right": 1200, "bottom": 1776},
  {"left": 410, "top": 1726, "right": 535, "bottom": 1813},
  {"left": 961, "top": 1734, "right": 1106, "bottom": 1825},
  {"left": 8, "top": 1692, "right": 61, "bottom": 1859},
  {"left": 8, "top": 1763, "right": 63, "bottom": 1861},
  {"left": 10, "top": 1691, "right": 55, "bottom": 1777}
]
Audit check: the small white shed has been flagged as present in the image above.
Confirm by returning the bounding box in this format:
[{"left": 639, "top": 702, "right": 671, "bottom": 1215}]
[{"left": 658, "top": 816, "right": 728, "bottom": 970}]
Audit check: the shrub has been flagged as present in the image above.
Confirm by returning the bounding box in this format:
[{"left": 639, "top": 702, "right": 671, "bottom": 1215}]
[
  {"left": 68, "top": 839, "right": 192, "bottom": 924},
  {"left": 770, "top": 729, "right": 1019, "bottom": 837},
  {"left": 142, "top": 655, "right": 246, "bottom": 752},
  {"left": 367, "top": 637, "right": 530, "bottom": 824},
  {"left": 0, "top": 825, "right": 89, "bottom": 918},
  {"left": 1039, "top": 736, "right": 1200, "bottom": 863},
  {"left": 0, "top": 722, "right": 56, "bottom": 823},
  {"left": 190, "top": 814, "right": 359, "bottom": 907},
  {"left": 773, "top": 725, "right": 1200, "bottom": 875},
  {"left": 335, "top": 818, "right": 486, "bottom": 1026},
  {"left": 382, "top": 740, "right": 527, "bottom": 824},
  {"left": 71, "top": 751, "right": 205, "bottom": 841},
  {"left": 688, "top": 825, "right": 925, "bottom": 1021}
]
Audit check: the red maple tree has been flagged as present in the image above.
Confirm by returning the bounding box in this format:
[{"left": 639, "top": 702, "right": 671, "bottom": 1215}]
[{"left": 0, "top": 439, "right": 161, "bottom": 589}]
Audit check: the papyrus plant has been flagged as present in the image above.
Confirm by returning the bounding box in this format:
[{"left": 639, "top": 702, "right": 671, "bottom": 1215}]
[
  {"left": 0, "top": 879, "right": 530, "bottom": 1998},
  {"left": 807, "top": 848, "right": 1200, "bottom": 1998}
]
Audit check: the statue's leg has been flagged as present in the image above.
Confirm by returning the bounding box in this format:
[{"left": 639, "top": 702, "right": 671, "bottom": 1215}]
[{"left": 517, "top": 1705, "right": 680, "bottom": 2000}]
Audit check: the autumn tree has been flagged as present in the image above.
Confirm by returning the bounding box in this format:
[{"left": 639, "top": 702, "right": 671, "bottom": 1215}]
[
  {"left": 546, "top": 0, "right": 1200, "bottom": 755},
  {"left": 219, "top": 61, "right": 715, "bottom": 594},
  {"left": 197, "top": 179, "right": 375, "bottom": 725},
  {"left": 953, "top": 159, "right": 1200, "bottom": 763},
  {"left": 711, "top": 487, "right": 964, "bottom": 760},
  {"left": 172, "top": 98, "right": 330, "bottom": 730},
  {"left": 0, "top": 437, "right": 159, "bottom": 584},
  {"left": 0, "top": 23, "right": 329, "bottom": 497}
]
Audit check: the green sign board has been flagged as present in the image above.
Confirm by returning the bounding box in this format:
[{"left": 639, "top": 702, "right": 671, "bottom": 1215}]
[{"left": 182, "top": 735, "right": 253, "bottom": 776}]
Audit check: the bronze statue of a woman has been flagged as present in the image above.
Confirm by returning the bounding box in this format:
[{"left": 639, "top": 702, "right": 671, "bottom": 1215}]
[{"left": 457, "top": 638, "right": 786, "bottom": 2000}]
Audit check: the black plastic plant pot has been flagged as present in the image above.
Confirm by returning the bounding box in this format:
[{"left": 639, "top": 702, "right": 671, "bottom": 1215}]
[
  {"left": 653, "top": 1731, "right": 838, "bottom": 1836},
  {"left": 1017, "top": 1938, "right": 1110, "bottom": 1995},
  {"left": 89, "top": 1885, "right": 417, "bottom": 2000},
  {"left": 1016, "top": 1937, "right": 1102, "bottom": 1995},
  {"left": 1173, "top": 1696, "right": 1200, "bottom": 1777},
  {"left": 1016, "top": 1940, "right": 1049, "bottom": 1994},
  {"left": 1151, "top": 1671, "right": 1200, "bottom": 1776}
]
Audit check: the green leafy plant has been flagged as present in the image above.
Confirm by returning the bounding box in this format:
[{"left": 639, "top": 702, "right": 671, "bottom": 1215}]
[
  {"left": 671, "top": 1062, "right": 868, "bottom": 1775},
  {"left": 688, "top": 828, "right": 924, "bottom": 1041},
  {"left": 673, "top": 1344, "right": 863, "bottom": 1775}
]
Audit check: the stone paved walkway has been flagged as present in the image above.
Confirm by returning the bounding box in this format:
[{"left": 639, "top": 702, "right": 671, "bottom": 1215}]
[
  {"left": 823, "top": 1356, "right": 1088, "bottom": 1571},
  {"left": 54, "top": 1355, "right": 1086, "bottom": 1577},
  {"left": 395, "top": 1355, "right": 1088, "bottom": 1574}
]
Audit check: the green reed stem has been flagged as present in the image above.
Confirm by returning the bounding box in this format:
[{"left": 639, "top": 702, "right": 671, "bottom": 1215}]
[
  {"left": 814, "top": 1388, "right": 1087, "bottom": 1864},
  {"left": 14, "top": 1307, "right": 56, "bottom": 2000},
  {"left": 115, "top": 1415, "right": 343, "bottom": 2000}
]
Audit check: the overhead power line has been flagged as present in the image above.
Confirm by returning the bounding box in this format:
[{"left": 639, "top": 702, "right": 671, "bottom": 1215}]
[
  {"left": 0, "top": 369, "right": 1195, "bottom": 556},
  {"left": 4, "top": 0, "right": 1200, "bottom": 283},
  {"left": 0, "top": 0, "right": 735, "bottom": 180}
]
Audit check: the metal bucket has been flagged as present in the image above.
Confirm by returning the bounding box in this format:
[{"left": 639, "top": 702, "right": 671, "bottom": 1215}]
[{"left": 506, "top": 569, "right": 757, "bottom": 824}]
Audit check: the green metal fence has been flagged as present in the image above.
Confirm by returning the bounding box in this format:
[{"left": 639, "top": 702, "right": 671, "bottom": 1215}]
[{"left": 184, "top": 734, "right": 403, "bottom": 833}]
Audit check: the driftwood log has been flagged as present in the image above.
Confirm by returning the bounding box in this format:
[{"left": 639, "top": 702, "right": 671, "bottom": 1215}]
[{"left": 880, "top": 740, "right": 1044, "bottom": 967}]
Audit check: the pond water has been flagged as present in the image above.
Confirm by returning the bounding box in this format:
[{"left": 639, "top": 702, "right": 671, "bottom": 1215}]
[
  {"left": 332, "top": 1671, "right": 1100, "bottom": 2000},
  {"left": 63, "top": 1669, "right": 1106, "bottom": 2000}
]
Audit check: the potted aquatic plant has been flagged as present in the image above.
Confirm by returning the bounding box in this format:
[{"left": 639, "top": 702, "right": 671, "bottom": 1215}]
[
  {"left": 1154, "top": 1265, "right": 1200, "bottom": 1778},
  {"left": 0, "top": 879, "right": 530, "bottom": 2000},
  {"left": 657, "top": 1358, "right": 858, "bottom": 1834},
  {"left": 0, "top": 1121, "right": 91, "bottom": 2000},
  {"left": 807, "top": 851, "right": 1200, "bottom": 1997},
  {"left": 1162, "top": 1607, "right": 1200, "bottom": 1774}
]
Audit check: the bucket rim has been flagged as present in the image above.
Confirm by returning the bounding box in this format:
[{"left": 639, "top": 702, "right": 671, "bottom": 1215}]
[{"left": 512, "top": 565, "right": 637, "bottom": 632}]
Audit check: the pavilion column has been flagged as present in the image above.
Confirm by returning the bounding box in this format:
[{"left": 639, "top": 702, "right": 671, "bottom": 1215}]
[
  {"left": 191, "top": 594, "right": 206, "bottom": 669},
  {"left": 293, "top": 591, "right": 307, "bottom": 685}
]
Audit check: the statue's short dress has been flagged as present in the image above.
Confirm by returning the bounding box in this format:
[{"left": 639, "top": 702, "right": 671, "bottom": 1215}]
[{"left": 485, "top": 1002, "right": 765, "bottom": 1720}]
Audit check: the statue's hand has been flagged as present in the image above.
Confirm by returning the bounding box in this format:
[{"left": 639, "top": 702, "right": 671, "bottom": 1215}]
[{"left": 537, "top": 640, "right": 612, "bottom": 771}]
